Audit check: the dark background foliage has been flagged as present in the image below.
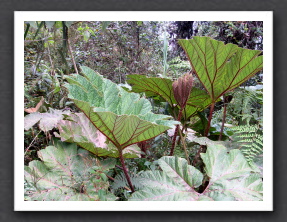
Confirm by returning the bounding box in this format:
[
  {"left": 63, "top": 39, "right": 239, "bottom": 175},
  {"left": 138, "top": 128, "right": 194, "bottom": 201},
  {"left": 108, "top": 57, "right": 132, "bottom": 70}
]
[{"left": 0, "top": 0, "right": 286, "bottom": 221}]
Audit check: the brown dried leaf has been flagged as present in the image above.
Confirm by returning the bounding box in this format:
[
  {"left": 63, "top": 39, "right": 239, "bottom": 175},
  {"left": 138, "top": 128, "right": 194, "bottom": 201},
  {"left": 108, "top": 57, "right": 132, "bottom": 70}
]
[{"left": 24, "top": 96, "right": 44, "bottom": 113}]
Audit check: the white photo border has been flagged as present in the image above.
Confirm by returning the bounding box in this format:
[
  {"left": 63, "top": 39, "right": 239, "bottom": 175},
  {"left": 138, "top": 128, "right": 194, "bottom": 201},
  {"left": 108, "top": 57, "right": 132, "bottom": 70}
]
[{"left": 15, "top": 11, "right": 273, "bottom": 211}]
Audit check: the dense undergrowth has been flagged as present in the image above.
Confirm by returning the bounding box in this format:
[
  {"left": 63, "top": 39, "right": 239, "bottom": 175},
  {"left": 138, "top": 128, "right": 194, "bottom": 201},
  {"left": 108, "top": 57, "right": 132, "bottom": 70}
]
[{"left": 24, "top": 21, "right": 263, "bottom": 201}]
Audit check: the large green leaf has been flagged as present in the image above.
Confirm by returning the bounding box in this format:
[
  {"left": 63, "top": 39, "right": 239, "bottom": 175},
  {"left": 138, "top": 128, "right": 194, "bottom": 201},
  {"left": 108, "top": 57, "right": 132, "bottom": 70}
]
[
  {"left": 127, "top": 74, "right": 211, "bottom": 118},
  {"left": 127, "top": 75, "right": 175, "bottom": 105},
  {"left": 55, "top": 113, "right": 141, "bottom": 158},
  {"left": 129, "top": 156, "right": 203, "bottom": 201},
  {"left": 183, "top": 87, "right": 212, "bottom": 120},
  {"left": 178, "top": 37, "right": 263, "bottom": 102},
  {"left": 200, "top": 144, "right": 262, "bottom": 201},
  {"left": 64, "top": 66, "right": 178, "bottom": 150},
  {"left": 25, "top": 140, "right": 117, "bottom": 201},
  {"left": 129, "top": 144, "right": 262, "bottom": 201}
]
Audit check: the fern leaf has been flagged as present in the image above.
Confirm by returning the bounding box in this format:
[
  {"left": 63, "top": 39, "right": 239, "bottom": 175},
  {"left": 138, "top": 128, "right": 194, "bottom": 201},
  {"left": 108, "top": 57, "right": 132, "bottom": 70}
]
[
  {"left": 232, "top": 125, "right": 263, "bottom": 163},
  {"left": 112, "top": 169, "right": 145, "bottom": 191}
]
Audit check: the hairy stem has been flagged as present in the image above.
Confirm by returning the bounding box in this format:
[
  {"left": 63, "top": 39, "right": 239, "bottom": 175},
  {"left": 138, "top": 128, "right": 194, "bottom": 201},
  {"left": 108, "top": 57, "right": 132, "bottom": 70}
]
[
  {"left": 119, "top": 150, "right": 135, "bottom": 193},
  {"left": 178, "top": 128, "right": 190, "bottom": 165},
  {"left": 169, "top": 108, "right": 183, "bottom": 156},
  {"left": 170, "top": 125, "right": 179, "bottom": 156}
]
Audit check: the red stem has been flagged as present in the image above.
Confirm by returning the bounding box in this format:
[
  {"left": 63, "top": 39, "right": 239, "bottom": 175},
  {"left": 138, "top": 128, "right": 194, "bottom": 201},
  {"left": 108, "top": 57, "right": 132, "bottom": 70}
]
[
  {"left": 192, "top": 102, "right": 215, "bottom": 166},
  {"left": 169, "top": 108, "right": 183, "bottom": 156},
  {"left": 204, "top": 103, "right": 215, "bottom": 137},
  {"left": 119, "top": 150, "right": 135, "bottom": 193},
  {"left": 219, "top": 100, "right": 227, "bottom": 141}
]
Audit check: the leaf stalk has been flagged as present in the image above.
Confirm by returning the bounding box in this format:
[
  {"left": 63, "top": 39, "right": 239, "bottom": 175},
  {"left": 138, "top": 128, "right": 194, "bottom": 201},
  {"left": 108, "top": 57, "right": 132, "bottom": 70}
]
[
  {"left": 169, "top": 108, "right": 183, "bottom": 156},
  {"left": 219, "top": 97, "right": 227, "bottom": 141},
  {"left": 119, "top": 150, "right": 135, "bottom": 193}
]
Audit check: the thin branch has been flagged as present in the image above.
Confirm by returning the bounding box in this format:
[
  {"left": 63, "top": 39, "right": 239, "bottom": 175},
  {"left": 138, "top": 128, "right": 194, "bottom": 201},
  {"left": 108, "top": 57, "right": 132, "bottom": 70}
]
[
  {"left": 24, "top": 130, "right": 42, "bottom": 155},
  {"left": 45, "top": 31, "right": 55, "bottom": 76},
  {"left": 67, "top": 39, "right": 78, "bottom": 74},
  {"left": 178, "top": 128, "right": 191, "bottom": 165}
]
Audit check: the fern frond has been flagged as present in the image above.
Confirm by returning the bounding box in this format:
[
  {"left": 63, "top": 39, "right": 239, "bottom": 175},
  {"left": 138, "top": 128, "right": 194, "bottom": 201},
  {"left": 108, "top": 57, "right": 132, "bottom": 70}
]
[
  {"left": 228, "top": 88, "right": 263, "bottom": 125},
  {"left": 232, "top": 125, "right": 263, "bottom": 163},
  {"left": 112, "top": 169, "right": 145, "bottom": 191}
]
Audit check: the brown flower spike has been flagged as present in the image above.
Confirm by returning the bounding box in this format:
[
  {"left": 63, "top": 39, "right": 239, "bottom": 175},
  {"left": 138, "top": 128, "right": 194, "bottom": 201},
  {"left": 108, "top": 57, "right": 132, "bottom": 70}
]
[
  {"left": 172, "top": 73, "right": 193, "bottom": 109},
  {"left": 169, "top": 73, "right": 193, "bottom": 157}
]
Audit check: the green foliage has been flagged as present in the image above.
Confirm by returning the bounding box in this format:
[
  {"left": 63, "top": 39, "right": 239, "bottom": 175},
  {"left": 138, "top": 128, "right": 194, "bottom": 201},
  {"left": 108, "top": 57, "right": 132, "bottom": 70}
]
[
  {"left": 127, "top": 74, "right": 211, "bottom": 119},
  {"left": 73, "top": 21, "right": 164, "bottom": 80},
  {"left": 168, "top": 57, "right": 191, "bottom": 75},
  {"left": 173, "top": 145, "right": 187, "bottom": 158},
  {"left": 64, "top": 66, "right": 178, "bottom": 150},
  {"left": 24, "top": 22, "right": 264, "bottom": 202},
  {"left": 178, "top": 36, "right": 263, "bottom": 103},
  {"left": 232, "top": 125, "right": 263, "bottom": 163},
  {"left": 195, "top": 21, "right": 263, "bottom": 51},
  {"left": 55, "top": 113, "right": 141, "bottom": 158},
  {"left": 130, "top": 144, "right": 262, "bottom": 201},
  {"left": 25, "top": 140, "right": 117, "bottom": 201},
  {"left": 129, "top": 157, "right": 203, "bottom": 201},
  {"left": 228, "top": 87, "right": 263, "bottom": 125},
  {"left": 162, "top": 32, "right": 169, "bottom": 77},
  {"left": 183, "top": 88, "right": 213, "bottom": 120},
  {"left": 127, "top": 75, "right": 175, "bottom": 104},
  {"left": 111, "top": 169, "right": 145, "bottom": 191}
]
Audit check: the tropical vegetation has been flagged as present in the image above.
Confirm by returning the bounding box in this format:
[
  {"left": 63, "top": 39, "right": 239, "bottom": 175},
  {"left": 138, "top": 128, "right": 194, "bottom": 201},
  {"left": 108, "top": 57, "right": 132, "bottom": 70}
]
[{"left": 24, "top": 21, "right": 263, "bottom": 201}]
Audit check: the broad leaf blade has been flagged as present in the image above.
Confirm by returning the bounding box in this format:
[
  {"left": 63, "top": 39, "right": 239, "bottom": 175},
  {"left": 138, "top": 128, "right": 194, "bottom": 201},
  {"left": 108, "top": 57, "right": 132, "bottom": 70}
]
[
  {"left": 64, "top": 66, "right": 178, "bottom": 149},
  {"left": 127, "top": 74, "right": 175, "bottom": 105},
  {"left": 130, "top": 145, "right": 263, "bottom": 201},
  {"left": 129, "top": 170, "right": 200, "bottom": 201},
  {"left": 183, "top": 87, "right": 213, "bottom": 119},
  {"left": 88, "top": 111, "right": 172, "bottom": 148},
  {"left": 25, "top": 140, "right": 117, "bottom": 201},
  {"left": 201, "top": 144, "right": 263, "bottom": 201},
  {"left": 127, "top": 74, "right": 212, "bottom": 118},
  {"left": 55, "top": 113, "right": 141, "bottom": 158},
  {"left": 158, "top": 156, "right": 203, "bottom": 188},
  {"left": 178, "top": 37, "right": 263, "bottom": 102},
  {"left": 129, "top": 157, "right": 203, "bottom": 201}
]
